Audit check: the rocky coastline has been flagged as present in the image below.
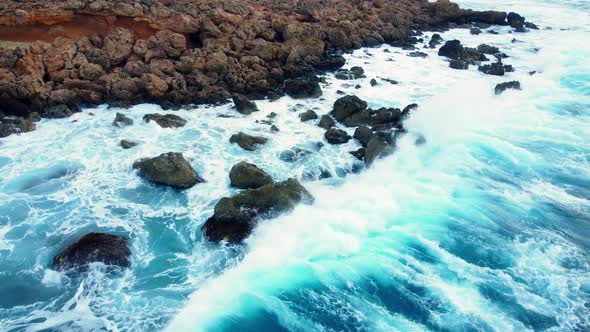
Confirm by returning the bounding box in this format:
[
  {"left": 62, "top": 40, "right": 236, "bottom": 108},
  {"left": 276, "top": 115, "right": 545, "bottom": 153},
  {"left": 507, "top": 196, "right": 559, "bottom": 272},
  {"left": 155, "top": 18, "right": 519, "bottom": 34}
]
[{"left": 0, "top": 0, "right": 537, "bottom": 270}]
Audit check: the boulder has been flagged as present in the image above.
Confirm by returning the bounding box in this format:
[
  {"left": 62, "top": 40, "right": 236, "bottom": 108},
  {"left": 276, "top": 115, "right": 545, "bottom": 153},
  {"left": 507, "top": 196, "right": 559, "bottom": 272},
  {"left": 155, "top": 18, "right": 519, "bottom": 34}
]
[
  {"left": 318, "top": 115, "right": 336, "bottom": 129},
  {"left": 147, "top": 30, "right": 187, "bottom": 58},
  {"left": 478, "top": 61, "right": 511, "bottom": 76},
  {"left": 202, "top": 178, "right": 314, "bottom": 243},
  {"left": 365, "top": 132, "right": 394, "bottom": 166},
  {"left": 354, "top": 126, "right": 373, "bottom": 147},
  {"left": 113, "top": 112, "right": 133, "bottom": 127},
  {"left": 284, "top": 80, "right": 322, "bottom": 99},
  {"left": 79, "top": 63, "right": 105, "bottom": 81},
  {"left": 449, "top": 59, "right": 468, "bottom": 70},
  {"left": 507, "top": 12, "right": 526, "bottom": 29},
  {"left": 143, "top": 113, "right": 187, "bottom": 128},
  {"left": 232, "top": 95, "right": 259, "bottom": 115},
  {"left": 331, "top": 95, "right": 368, "bottom": 122},
  {"left": 133, "top": 152, "right": 203, "bottom": 189},
  {"left": 438, "top": 40, "right": 463, "bottom": 60},
  {"left": 495, "top": 81, "right": 521, "bottom": 95},
  {"left": 121, "top": 139, "right": 139, "bottom": 149},
  {"left": 229, "top": 132, "right": 268, "bottom": 151},
  {"left": 52, "top": 233, "right": 130, "bottom": 270},
  {"left": 325, "top": 128, "right": 351, "bottom": 144},
  {"left": 300, "top": 110, "right": 318, "bottom": 122},
  {"left": 350, "top": 148, "right": 365, "bottom": 161},
  {"left": 315, "top": 55, "right": 346, "bottom": 71},
  {"left": 229, "top": 161, "right": 273, "bottom": 189},
  {"left": 0, "top": 116, "right": 35, "bottom": 137},
  {"left": 429, "top": 33, "right": 443, "bottom": 48},
  {"left": 44, "top": 104, "right": 73, "bottom": 119},
  {"left": 477, "top": 44, "right": 500, "bottom": 54},
  {"left": 141, "top": 73, "right": 168, "bottom": 97}
]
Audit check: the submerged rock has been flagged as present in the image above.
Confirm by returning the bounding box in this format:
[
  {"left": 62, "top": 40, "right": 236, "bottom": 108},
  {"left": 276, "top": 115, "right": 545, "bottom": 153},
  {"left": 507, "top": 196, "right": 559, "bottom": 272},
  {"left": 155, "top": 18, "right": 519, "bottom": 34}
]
[
  {"left": 300, "top": 110, "right": 318, "bottom": 122},
  {"left": 113, "top": 112, "right": 133, "bottom": 127},
  {"left": 365, "top": 131, "right": 395, "bottom": 166},
  {"left": 438, "top": 40, "right": 464, "bottom": 60},
  {"left": 325, "top": 128, "right": 351, "bottom": 145},
  {"left": 429, "top": 33, "right": 444, "bottom": 48},
  {"left": 284, "top": 79, "right": 322, "bottom": 99},
  {"left": 318, "top": 114, "right": 336, "bottom": 129},
  {"left": 478, "top": 61, "right": 512, "bottom": 76},
  {"left": 120, "top": 139, "right": 139, "bottom": 149},
  {"left": 52, "top": 233, "right": 130, "bottom": 271},
  {"left": 229, "top": 132, "right": 268, "bottom": 151},
  {"left": 44, "top": 104, "right": 73, "bottom": 119},
  {"left": 232, "top": 95, "right": 259, "bottom": 115},
  {"left": 495, "top": 81, "right": 521, "bottom": 95},
  {"left": 202, "top": 178, "right": 314, "bottom": 243},
  {"left": 229, "top": 161, "right": 273, "bottom": 189},
  {"left": 143, "top": 113, "right": 187, "bottom": 128},
  {"left": 133, "top": 152, "right": 203, "bottom": 189}
]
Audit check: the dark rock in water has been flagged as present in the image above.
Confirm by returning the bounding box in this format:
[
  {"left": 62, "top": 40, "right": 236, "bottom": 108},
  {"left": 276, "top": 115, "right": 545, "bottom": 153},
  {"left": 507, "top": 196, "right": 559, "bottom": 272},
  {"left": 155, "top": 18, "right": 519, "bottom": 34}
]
[
  {"left": 402, "top": 103, "right": 418, "bottom": 118},
  {"left": 318, "top": 115, "right": 336, "bottom": 130},
  {"left": 302, "top": 168, "right": 332, "bottom": 181},
  {"left": 354, "top": 126, "right": 373, "bottom": 147},
  {"left": 365, "top": 131, "right": 394, "bottom": 166},
  {"left": 267, "top": 112, "right": 277, "bottom": 119},
  {"left": 495, "top": 81, "right": 521, "bottom": 95},
  {"left": 52, "top": 233, "right": 130, "bottom": 271},
  {"left": 233, "top": 95, "right": 259, "bottom": 115},
  {"left": 120, "top": 139, "right": 139, "bottom": 149},
  {"left": 350, "top": 148, "right": 366, "bottom": 161},
  {"left": 449, "top": 59, "right": 469, "bottom": 70},
  {"left": 525, "top": 22, "right": 539, "bottom": 30},
  {"left": 44, "top": 105, "right": 73, "bottom": 119},
  {"left": 408, "top": 51, "right": 428, "bottom": 58},
  {"left": 478, "top": 61, "right": 512, "bottom": 76},
  {"left": 415, "top": 135, "right": 427, "bottom": 146},
  {"left": 477, "top": 44, "right": 500, "bottom": 55},
  {"left": 507, "top": 12, "right": 526, "bottom": 29},
  {"left": 315, "top": 55, "right": 346, "bottom": 71},
  {"left": 325, "top": 128, "right": 351, "bottom": 144},
  {"left": 0, "top": 116, "right": 35, "bottom": 137},
  {"left": 202, "top": 178, "right": 314, "bottom": 243},
  {"left": 300, "top": 110, "right": 318, "bottom": 122},
  {"left": 133, "top": 152, "right": 203, "bottom": 189},
  {"left": 279, "top": 147, "right": 312, "bottom": 162},
  {"left": 438, "top": 40, "right": 463, "bottom": 60},
  {"left": 465, "top": 10, "right": 508, "bottom": 25},
  {"left": 229, "top": 161, "right": 273, "bottom": 189},
  {"left": 331, "top": 95, "right": 368, "bottom": 122},
  {"left": 229, "top": 132, "right": 268, "bottom": 151},
  {"left": 488, "top": 30, "right": 499, "bottom": 35},
  {"left": 270, "top": 125, "right": 280, "bottom": 133},
  {"left": 342, "top": 109, "right": 371, "bottom": 127},
  {"left": 470, "top": 27, "right": 482, "bottom": 35},
  {"left": 284, "top": 80, "right": 322, "bottom": 99},
  {"left": 113, "top": 113, "right": 133, "bottom": 127},
  {"left": 371, "top": 107, "right": 402, "bottom": 127},
  {"left": 429, "top": 33, "right": 443, "bottom": 48},
  {"left": 335, "top": 66, "right": 366, "bottom": 80},
  {"left": 370, "top": 78, "right": 378, "bottom": 86},
  {"left": 143, "top": 113, "right": 187, "bottom": 128},
  {"left": 382, "top": 78, "right": 399, "bottom": 85},
  {"left": 355, "top": 84, "right": 361, "bottom": 89},
  {"left": 462, "top": 47, "right": 488, "bottom": 64}
]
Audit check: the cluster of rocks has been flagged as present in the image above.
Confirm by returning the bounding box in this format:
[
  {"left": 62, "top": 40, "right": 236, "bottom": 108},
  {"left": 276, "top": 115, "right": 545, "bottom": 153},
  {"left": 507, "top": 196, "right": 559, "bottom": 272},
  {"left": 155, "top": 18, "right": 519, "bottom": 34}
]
[
  {"left": 41, "top": 0, "right": 534, "bottom": 271},
  {"left": 0, "top": 0, "right": 530, "bottom": 137}
]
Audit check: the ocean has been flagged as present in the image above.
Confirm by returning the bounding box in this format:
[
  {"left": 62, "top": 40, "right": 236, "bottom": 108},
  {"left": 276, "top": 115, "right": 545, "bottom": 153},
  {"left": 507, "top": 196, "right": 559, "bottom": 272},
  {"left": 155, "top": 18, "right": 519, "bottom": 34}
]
[{"left": 1, "top": 0, "right": 589, "bottom": 331}]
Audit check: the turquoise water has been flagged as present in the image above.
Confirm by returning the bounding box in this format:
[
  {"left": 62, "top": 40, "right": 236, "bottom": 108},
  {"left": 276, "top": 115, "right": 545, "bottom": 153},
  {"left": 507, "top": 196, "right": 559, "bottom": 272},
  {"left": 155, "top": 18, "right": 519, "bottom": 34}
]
[{"left": 1, "top": 0, "right": 590, "bottom": 331}]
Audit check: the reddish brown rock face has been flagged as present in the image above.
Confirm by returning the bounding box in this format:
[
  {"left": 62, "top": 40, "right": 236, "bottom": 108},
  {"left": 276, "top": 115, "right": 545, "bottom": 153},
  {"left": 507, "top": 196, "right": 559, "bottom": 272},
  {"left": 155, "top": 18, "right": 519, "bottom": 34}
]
[{"left": 0, "top": 0, "right": 509, "bottom": 136}]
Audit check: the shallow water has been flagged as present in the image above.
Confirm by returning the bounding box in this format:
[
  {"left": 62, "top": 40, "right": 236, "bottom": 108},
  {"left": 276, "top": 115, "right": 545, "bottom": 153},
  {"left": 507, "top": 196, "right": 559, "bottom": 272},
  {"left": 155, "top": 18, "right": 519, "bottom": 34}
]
[{"left": 1, "top": 0, "right": 590, "bottom": 331}]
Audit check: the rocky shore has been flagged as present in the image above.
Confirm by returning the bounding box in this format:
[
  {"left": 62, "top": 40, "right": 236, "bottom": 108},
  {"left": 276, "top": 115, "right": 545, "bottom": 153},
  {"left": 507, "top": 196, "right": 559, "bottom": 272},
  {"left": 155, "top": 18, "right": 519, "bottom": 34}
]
[
  {"left": 0, "top": 0, "right": 536, "bottom": 138},
  {"left": 0, "top": 0, "right": 537, "bottom": 270}
]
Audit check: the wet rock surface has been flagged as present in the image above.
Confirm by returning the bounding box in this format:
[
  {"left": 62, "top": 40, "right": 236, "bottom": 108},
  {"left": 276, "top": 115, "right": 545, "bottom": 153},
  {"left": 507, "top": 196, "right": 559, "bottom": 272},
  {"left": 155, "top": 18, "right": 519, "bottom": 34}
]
[
  {"left": 52, "top": 233, "right": 130, "bottom": 271},
  {"left": 495, "top": 81, "right": 521, "bottom": 95},
  {"left": 143, "top": 113, "right": 187, "bottom": 128},
  {"left": 202, "top": 178, "right": 314, "bottom": 243},
  {"left": 229, "top": 161, "right": 273, "bottom": 189},
  {"left": 113, "top": 112, "right": 133, "bottom": 127},
  {"left": 133, "top": 152, "right": 203, "bottom": 189},
  {"left": 229, "top": 132, "right": 268, "bottom": 151}
]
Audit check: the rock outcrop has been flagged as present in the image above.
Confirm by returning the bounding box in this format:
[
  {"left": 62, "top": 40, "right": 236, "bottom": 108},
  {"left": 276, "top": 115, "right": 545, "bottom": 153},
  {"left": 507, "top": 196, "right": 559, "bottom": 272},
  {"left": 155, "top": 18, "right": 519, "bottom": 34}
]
[
  {"left": 202, "top": 178, "right": 313, "bottom": 243},
  {"left": 133, "top": 152, "right": 204, "bottom": 189},
  {"left": 52, "top": 233, "right": 130, "bottom": 270},
  {"left": 143, "top": 113, "right": 187, "bottom": 128},
  {"left": 0, "top": 0, "right": 527, "bottom": 137},
  {"left": 229, "top": 132, "right": 268, "bottom": 151}
]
